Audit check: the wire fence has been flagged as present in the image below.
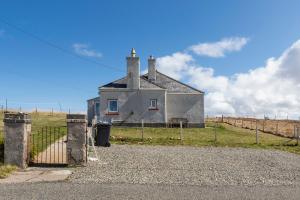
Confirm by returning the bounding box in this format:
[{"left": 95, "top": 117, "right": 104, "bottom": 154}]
[
  {"left": 211, "top": 116, "right": 300, "bottom": 139},
  {"left": 107, "top": 119, "right": 300, "bottom": 152}
]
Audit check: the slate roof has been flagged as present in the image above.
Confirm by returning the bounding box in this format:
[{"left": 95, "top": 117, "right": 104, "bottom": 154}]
[
  {"left": 99, "top": 71, "right": 204, "bottom": 94},
  {"left": 100, "top": 76, "right": 163, "bottom": 90}
]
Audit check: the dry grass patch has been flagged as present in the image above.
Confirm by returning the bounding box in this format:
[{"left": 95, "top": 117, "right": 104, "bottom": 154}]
[{"left": 0, "top": 165, "right": 17, "bottom": 179}]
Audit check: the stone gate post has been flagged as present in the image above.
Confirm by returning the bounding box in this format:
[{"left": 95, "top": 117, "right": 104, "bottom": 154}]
[
  {"left": 66, "top": 114, "right": 87, "bottom": 166},
  {"left": 3, "top": 112, "right": 31, "bottom": 168}
]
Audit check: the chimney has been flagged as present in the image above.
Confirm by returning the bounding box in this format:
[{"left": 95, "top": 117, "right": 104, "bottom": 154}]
[
  {"left": 126, "top": 48, "right": 140, "bottom": 89},
  {"left": 148, "top": 55, "right": 156, "bottom": 82}
]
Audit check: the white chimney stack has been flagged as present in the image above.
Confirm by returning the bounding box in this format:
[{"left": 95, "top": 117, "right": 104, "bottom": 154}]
[
  {"left": 148, "top": 55, "right": 156, "bottom": 82},
  {"left": 126, "top": 48, "right": 140, "bottom": 89}
]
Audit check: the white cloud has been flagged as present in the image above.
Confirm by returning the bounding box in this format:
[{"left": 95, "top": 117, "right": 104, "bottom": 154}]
[
  {"left": 157, "top": 39, "right": 300, "bottom": 119},
  {"left": 188, "top": 37, "right": 249, "bottom": 58},
  {"left": 156, "top": 52, "right": 193, "bottom": 80},
  {"left": 72, "top": 43, "right": 102, "bottom": 58}
]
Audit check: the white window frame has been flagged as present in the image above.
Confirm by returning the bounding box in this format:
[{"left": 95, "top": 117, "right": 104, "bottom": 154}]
[
  {"left": 108, "top": 99, "right": 118, "bottom": 113},
  {"left": 95, "top": 102, "right": 100, "bottom": 116},
  {"left": 149, "top": 99, "right": 158, "bottom": 109}
]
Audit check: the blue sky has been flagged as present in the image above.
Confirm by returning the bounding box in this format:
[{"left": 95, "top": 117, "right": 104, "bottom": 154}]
[{"left": 1, "top": 0, "right": 300, "bottom": 116}]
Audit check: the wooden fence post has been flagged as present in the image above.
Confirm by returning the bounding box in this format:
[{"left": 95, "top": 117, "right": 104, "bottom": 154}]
[
  {"left": 297, "top": 127, "right": 299, "bottom": 146},
  {"left": 256, "top": 120, "right": 259, "bottom": 144},
  {"left": 180, "top": 121, "right": 183, "bottom": 144},
  {"left": 214, "top": 122, "right": 217, "bottom": 144},
  {"left": 141, "top": 119, "right": 144, "bottom": 141}
]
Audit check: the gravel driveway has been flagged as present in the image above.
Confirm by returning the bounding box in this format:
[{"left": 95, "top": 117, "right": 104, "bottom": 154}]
[{"left": 69, "top": 145, "right": 300, "bottom": 186}]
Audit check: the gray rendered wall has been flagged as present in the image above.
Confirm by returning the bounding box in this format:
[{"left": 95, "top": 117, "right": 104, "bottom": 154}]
[
  {"left": 167, "top": 93, "right": 204, "bottom": 126},
  {"left": 100, "top": 89, "right": 166, "bottom": 124},
  {"left": 87, "top": 97, "right": 100, "bottom": 124}
]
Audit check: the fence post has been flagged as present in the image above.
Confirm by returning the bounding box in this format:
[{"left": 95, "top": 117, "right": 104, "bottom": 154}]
[
  {"left": 214, "top": 122, "right": 217, "bottom": 144},
  {"left": 297, "top": 127, "right": 299, "bottom": 146},
  {"left": 5, "top": 98, "right": 7, "bottom": 112},
  {"left": 3, "top": 112, "right": 31, "bottom": 168},
  {"left": 67, "top": 114, "right": 87, "bottom": 166},
  {"left": 141, "top": 119, "right": 144, "bottom": 141},
  {"left": 276, "top": 122, "right": 278, "bottom": 135},
  {"left": 180, "top": 121, "right": 183, "bottom": 144},
  {"left": 256, "top": 120, "right": 259, "bottom": 144}
]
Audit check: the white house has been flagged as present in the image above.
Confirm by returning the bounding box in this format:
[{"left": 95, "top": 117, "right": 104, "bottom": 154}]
[{"left": 87, "top": 49, "right": 205, "bottom": 127}]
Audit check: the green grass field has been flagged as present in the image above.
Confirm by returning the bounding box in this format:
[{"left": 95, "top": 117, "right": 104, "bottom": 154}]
[
  {"left": 111, "top": 122, "right": 300, "bottom": 155},
  {"left": 1, "top": 111, "right": 67, "bottom": 146}
]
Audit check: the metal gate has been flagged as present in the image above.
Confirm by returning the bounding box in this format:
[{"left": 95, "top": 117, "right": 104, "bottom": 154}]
[{"left": 29, "top": 126, "right": 68, "bottom": 167}]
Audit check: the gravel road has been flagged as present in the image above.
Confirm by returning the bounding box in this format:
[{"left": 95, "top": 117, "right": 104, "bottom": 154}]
[{"left": 70, "top": 145, "right": 300, "bottom": 186}]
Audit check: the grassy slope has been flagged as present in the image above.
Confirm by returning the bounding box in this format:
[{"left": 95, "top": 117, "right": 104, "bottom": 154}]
[
  {"left": 0, "top": 111, "right": 67, "bottom": 145},
  {"left": 111, "top": 122, "right": 300, "bottom": 155},
  {"left": 0, "top": 112, "right": 3, "bottom": 145},
  {"left": 0, "top": 112, "right": 3, "bottom": 164}
]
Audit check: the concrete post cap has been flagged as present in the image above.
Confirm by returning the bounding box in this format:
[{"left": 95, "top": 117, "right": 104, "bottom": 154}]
[
  {"left": 67, "top": 114, "right": 87, "bottom": 123},
  {"left": 3, "top": 112, "right": 31, "bottom": 123}
]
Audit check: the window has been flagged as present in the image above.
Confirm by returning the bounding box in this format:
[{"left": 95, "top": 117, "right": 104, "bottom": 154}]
[
  {"left": 149, "top": 99, "right": 158, "bottom": 109},
  {"left": 95, "top": 103, "right": 100, "bottom": 116},
  {"left": 108, "top": 99, "right": 118, "bottom": 113}
]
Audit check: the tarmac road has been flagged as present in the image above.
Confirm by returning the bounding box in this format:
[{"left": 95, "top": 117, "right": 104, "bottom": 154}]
[{"left": 0, "top": 182, "right": 299, "bottom": 200}]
